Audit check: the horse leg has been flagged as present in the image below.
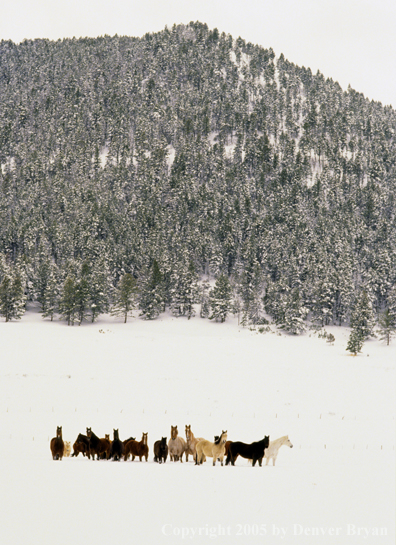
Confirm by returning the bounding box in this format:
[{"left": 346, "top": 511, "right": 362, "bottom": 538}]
[{"left": 252, "top": 458, "right": 257, "bottom": 467}]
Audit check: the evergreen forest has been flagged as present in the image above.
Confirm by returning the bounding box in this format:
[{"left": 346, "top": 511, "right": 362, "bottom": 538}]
[{"left": 1, "top": 22, "right": 395, "bottom": 331}]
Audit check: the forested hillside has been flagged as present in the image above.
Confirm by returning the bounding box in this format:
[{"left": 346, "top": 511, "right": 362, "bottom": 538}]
[{"left": 1, "top": 22, "right": 395, "bottom": 329}]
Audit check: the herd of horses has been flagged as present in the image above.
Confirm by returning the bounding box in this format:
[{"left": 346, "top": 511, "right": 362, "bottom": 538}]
[{"left": 50, "top": 425, "right": 293, "bottom": 466}]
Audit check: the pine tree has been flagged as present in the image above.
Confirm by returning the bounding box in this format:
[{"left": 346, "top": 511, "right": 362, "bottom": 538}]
[
  {"left": 209, "top": 274, "right": 232, "bottom": 323},
  {"left": 279, "top": 287, "right": 308, "bottom": 335},
  {"left": 111, "top": 273, "right": 138, "bottom": 323},
  {"left": 377, "top": 309, "right": 396, "bottom": 345},
  {"left": 59, "top": 276, "right": 77, "bottom": 326},
  {"left": 0, "top": 272, "right": 26, "bottom": 322},
  {"left": 346, "top": 328, "right": 364, "bottom": 355},
  {"left": 349, "top": 290, "right": 376, "bottom": 340},
  {"left": 139, "top": 260, "right": 164, "bottom": 320},
  {"left": 42, "top": 266, "right": 59, "bottom": 321},
  {"left": 199, "top": 279, "right": 211, "bottom": 319},
  {"left": 75, "top": 262, "right": 91, "bottom": 325},
  {"left": 169, "top": 261, "right": 198, "bottom": 319}
]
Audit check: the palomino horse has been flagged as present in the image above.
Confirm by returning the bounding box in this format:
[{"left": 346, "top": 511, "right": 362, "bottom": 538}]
[
  {"left": 124, "top": 433, "right": 149, "bottom": 461},
  {"left": 264, "top": 436, "right": 293, "bottom": 466},
  {"left": 154, "top": 437, "right": 168, "bottom": 463},
  {"left": 168, "top": 426, "right": 186, "bottom": 462},
  {"left": 50, "top": 426, "right": 65, "bottom": 460},
  {"left": 226, "top": 435, "right": 269, "bottom": 467},
  {"left": 185, "top": 425, "right": 204, "bottom": 462},
  {"left": 195, "top": 430, "right": 228, "bottom": 466}
]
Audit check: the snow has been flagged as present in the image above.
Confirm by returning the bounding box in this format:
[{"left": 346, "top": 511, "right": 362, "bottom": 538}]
[{"left": 0, "top": 306, "right": 395, "bottom": 544}]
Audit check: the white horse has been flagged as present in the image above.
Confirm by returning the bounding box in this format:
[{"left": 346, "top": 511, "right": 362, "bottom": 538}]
[
  {"left": 195, "top": 431, "right": 228, "bottom": 466},
  {"left": 264, "top": 435, "right": 293, "bottom": 466},
  {"left": 168, "top": 426, "right": 186, "bottom": 462}
]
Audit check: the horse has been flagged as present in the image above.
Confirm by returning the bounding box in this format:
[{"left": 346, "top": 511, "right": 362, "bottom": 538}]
[
  {"left": 86, "top": 428, "right": 111, "bottom": 460},
  {"left": 50, "top": 426, "right": 65, "bottom": 460},
  {"left": 99, "top": 434, "right": 112, "bottom": 459},
  {"left": 168, "top": 426, "right": 186, "bottom": 462},
  {"left": 110, "top": 429, "right": 123, "bottom": 461},
  {"left": 226, "top": 435, "right": 270, "bottom": 467},
  {"left": 264, "top": 436, "right": 293, "bottom": 466},
  {"left": 185, "top": 425, "right": 204, "bottom": 462},
  {"left": 154, "top": 437, "right": 168, "bottom": 463},
  {"left": 71, "top": 433, "right": 90, "bottom": 458},
  {"left": 195, "top": 430, "right": 228, "bottom": 466},
  {"left": 64, "top": 441, "right": 71, "bottom": 457},
  {"left": 124, "top": 433, "right": 149, "bottom": 461}
]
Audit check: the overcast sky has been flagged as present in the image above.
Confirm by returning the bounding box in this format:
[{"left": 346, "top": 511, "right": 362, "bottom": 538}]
[{"left": 1, "top": 0, "right": 395, "bottom": 108}]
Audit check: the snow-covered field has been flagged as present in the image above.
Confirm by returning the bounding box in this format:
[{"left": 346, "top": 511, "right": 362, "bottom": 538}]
[{"left": 1, "top": 306, "right": 395, "bottom": 544}]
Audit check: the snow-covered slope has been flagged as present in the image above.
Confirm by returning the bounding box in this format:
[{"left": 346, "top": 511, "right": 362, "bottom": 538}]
[{"left": 0, "top": 307, "right": 394, "bottom": 544}]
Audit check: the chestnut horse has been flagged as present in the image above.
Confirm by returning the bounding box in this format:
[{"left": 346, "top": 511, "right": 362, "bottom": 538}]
[
  {"left": 168, "top": 426, "right": 186, "bottom": 462},
  {"left": 185, "top": 425, "right": 204, "bottom": 462},
  {"left": 124, "top": 433, "right": 149, "bottom": 461},
  {"left": 195, "top": 430, "right": 228, "bottom": 466},
  {"left": 226, "top": 435, "right": 270, "bottom": 467},
  {"left": 50, "top": 426, "right": 65, "bottom": 460}
]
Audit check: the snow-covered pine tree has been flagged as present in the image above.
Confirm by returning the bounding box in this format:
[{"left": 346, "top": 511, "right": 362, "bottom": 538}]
[
  {"left": 349, "top": 289, "right": 376, "bottom": 340},
  {"left": 169, "top": 261, "right": 198, "bottom": 319},
  {"left": 209, "top": 274, "right": 232, "bottom": 323},
  {"left": 89, "top": 258, "right": 111, "bottom": 322},
  {"left": 75, "top": 262, "right": 91, "bottom": 325},
  {"left": 111, "top": 273, "right": 138, "bottom": 323},
  {"left": 377, "top": 309, "right": 396, "bottom": 346},
  {"left": 0, "top": 271, "right": 26, "bottom": 322},
  {"left": 199, "top": 279, "right": 211, "bottom": 319},
  {"left": 139, "top": 260, "right": 164, "bottom": 320},
  {"left": 279, "top": 287, "right": 308, "bottom": 335},
  {"left": 41, "top": 264, "right": 59, "bottom": 321},
  {"left": 59, "top": 276, "right": 77, "bottom": 326}
]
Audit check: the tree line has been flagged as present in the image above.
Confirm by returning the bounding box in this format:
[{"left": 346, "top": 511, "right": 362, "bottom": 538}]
[{"left": 0, "top": 22, "right": 395, "bottom": 341}]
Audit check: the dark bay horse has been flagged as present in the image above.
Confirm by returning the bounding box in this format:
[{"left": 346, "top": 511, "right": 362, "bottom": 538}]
[
  {"left": 71, "top": 433, "right": 90, "bottom": 458},
  {"left": 154, "top": 437, "right": 168, "bottom": 463},
  {"left": 86, "top": 427, "right": 110, "bottom": 460},
  {"left": 226, "top": 436, "right": 270, "bottom": 466},
  {"left": 50, "top": 426, "right": 65, "bottom": 460}
]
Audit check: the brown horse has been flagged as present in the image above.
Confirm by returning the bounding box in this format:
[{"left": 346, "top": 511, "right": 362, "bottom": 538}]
[
  {"left": 109, "top": 429, "right": 123, "bottom": 461},
  {"left": 71, "top": 433, "right": 90, "bottom": 458},
  {"left": 124, "top": 433, "right": 149, "bottom": 461},
  {"left": 168, "top": 426, "right": 186, "bottom": 462},
  {"left": 185, "top": 425, "right": 204, "bottom": 462},
  {"left": 50, "top": 426, "right": 65, "bottom": 460}
]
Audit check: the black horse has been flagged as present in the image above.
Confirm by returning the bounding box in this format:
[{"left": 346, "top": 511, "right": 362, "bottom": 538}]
[
  {"left": 110, "top": 429, "right": 123, "bottom": 461},
  {"left": 226, "top": 436, "right": 270, "bottom": 466},
  {"left": 154, "top": 437, "right": 168, "bottom": 463}
]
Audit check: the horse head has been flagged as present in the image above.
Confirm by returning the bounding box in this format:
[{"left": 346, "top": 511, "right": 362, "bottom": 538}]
[
  {"left": 185, "top": 425, "right": 191, "bottom": 441},
  {"left": 161, "top": 437, "right": 167, "bottom": 447},
  {"left": 286, "top": 436, "right": 293, "bottom": 448},
  {"left": 171, "top": 426, "right": 178, "bottom": 440},
  {"left": 86, "top": 427, "right": 92, "bottom": 438},
  {"left": 56, "top": 426, "right": 62, "bottom": 438},
  {"left": 142, "top": 432, "right": 148, "bottom": 445},
  {"left": 113, "top": 429, "right": 119, "bottom": 440}
]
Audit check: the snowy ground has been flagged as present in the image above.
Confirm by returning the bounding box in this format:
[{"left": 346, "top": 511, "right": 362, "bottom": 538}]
[{"left": 0, "top": 305, "right": 395, "bottom": 544}]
